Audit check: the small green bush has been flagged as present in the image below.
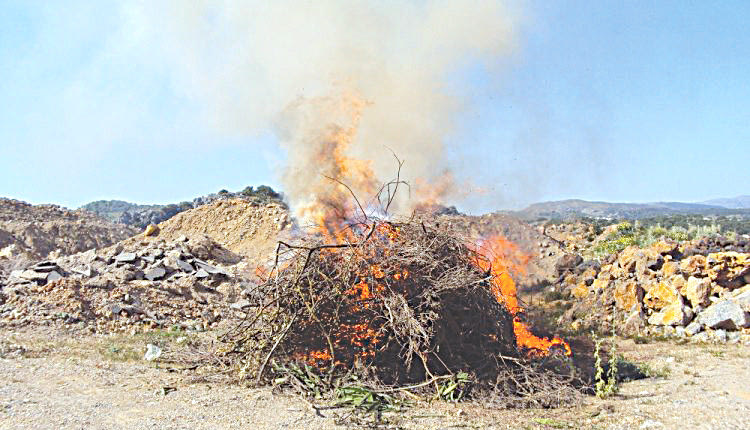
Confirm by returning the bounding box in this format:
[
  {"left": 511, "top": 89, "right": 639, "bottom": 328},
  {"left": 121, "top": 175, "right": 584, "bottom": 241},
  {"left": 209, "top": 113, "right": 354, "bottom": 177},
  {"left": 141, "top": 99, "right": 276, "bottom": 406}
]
[{"left": 590, "top": 221, "right": 723, "bottom": 259}]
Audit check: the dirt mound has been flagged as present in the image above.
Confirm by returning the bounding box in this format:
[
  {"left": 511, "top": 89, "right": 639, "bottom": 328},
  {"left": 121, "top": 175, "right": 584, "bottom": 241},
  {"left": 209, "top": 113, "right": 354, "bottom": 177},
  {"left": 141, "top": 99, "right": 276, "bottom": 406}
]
[
  {"left": 129, "top": 199, "right": 291, "bottom": 266},
  {"left": 0, "top": 198, "right": 138, "bottom": 260}
]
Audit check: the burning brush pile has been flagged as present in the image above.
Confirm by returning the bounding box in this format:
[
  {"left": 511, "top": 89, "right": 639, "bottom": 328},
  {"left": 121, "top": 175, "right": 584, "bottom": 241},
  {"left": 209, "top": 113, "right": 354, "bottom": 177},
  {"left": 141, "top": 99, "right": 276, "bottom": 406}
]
[{"left": 222, "top": 211, "right": 580, "bottom": 408}]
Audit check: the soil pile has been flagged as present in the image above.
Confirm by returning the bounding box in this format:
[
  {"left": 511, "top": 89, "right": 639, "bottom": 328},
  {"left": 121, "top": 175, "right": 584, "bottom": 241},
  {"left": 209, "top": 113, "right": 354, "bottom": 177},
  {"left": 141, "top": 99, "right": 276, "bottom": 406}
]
[
  {"left": 0, "top": 198, "right": 137, "bottom": 260},
  {"left": 130, "top": 198, "right": 291, "bottom": 266}
]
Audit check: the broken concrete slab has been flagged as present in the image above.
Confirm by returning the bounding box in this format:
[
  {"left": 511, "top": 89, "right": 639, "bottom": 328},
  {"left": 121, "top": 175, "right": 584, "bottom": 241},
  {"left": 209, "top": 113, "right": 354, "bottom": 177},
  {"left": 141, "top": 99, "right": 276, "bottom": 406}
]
[
  {"left": 144, "top": 266, "right": 167, "bottom": 281},
  {"left": 114, "top": 252, "right": 137, "bottom": 263}
]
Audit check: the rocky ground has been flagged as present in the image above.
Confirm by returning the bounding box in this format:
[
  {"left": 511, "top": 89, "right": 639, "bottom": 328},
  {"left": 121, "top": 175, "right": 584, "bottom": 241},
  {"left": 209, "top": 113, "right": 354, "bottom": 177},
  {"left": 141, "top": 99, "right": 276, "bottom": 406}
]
[
  {"left": 2, "top": 198, "right": 750, "bottom": 428},
  {"left": 1, "top": 327, "right": 749, "bottom": 429},
  {"left": 0, "top": 198, "right": 292, "bottom": 334}
]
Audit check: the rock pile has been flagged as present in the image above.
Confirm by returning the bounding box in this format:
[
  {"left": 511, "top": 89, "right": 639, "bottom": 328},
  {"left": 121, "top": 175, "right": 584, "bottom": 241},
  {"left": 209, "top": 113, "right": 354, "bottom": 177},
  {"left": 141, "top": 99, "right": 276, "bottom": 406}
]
[
  {"left": 0, "top": 235, "right": 252, "bottom": 333},
  {"left": 682, "top": 236, "right": 750, "bottom": 256},
  {"left": 557, "top": 239, "right": 750, "bottom": 343}
]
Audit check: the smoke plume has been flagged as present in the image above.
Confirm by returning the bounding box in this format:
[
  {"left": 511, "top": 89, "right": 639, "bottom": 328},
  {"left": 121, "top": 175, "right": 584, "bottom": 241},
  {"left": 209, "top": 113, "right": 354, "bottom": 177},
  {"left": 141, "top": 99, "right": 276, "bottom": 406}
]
[{"left": 135, "top": 0, "right": 518, "bottom": 222}]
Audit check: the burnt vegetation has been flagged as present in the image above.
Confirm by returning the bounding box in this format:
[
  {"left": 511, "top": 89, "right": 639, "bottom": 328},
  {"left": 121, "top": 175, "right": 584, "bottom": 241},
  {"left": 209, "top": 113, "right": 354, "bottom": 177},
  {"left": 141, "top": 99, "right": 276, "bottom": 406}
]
[{"left": 220, "top": 175, "right": 585, "bottom": 419}]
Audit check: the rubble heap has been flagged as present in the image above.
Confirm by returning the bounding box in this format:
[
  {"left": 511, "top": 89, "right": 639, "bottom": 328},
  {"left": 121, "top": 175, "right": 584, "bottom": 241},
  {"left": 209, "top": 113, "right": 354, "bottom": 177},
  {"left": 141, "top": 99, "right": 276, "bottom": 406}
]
[
  {"left": 557, "top": 239, "right": 750, "bottom": 343},
  {"left": 0, "top": 235, "right": 251, "bottom": 333}
]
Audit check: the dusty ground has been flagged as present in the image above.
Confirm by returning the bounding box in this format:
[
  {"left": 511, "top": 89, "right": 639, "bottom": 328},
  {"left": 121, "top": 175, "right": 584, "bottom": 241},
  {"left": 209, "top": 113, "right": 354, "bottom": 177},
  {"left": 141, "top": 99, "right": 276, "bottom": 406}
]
[{"left": 1, "top": 328, "right": 748, "bottom": 429}]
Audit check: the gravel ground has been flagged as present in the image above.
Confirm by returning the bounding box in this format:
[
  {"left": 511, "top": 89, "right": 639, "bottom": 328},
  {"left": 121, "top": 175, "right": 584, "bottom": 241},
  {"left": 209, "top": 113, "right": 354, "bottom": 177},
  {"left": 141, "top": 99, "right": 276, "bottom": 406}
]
[{"left": 1, "top": 329, "right": 749, "bottom": 429}]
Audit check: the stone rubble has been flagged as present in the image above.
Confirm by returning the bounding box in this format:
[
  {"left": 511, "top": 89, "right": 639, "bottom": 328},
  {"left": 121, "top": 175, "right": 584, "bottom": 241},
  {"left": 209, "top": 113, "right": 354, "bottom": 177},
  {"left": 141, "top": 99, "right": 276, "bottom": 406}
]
[
  {"left": 0, "top": 234, "right": 255, "bottom": 334},
  {"left": 557, "top": 238, "right": 750, "bottom": 343}
]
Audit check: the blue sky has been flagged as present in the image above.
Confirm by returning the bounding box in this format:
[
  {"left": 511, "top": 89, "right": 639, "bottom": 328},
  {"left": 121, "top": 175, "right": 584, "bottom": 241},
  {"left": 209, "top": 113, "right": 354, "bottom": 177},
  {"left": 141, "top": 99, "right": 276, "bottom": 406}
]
[{"left": 1, "top": 1, "right": 748, "bottom": 211}]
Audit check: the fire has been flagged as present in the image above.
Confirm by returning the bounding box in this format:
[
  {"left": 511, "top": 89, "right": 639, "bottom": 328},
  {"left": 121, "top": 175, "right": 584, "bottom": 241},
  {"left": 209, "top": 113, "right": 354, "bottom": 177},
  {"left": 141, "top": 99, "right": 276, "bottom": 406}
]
[
  {"left": 291, "top": 223, "right": 570, "bottom": 368},
  {"left": 278, "top": 116, "right": 570, "bottom": 361},
  {"left": 288, "top": 92, "right": 380, "bottom": 235},
  {"left": 473, "top": 235, "right": 571, "bottom": 357}
]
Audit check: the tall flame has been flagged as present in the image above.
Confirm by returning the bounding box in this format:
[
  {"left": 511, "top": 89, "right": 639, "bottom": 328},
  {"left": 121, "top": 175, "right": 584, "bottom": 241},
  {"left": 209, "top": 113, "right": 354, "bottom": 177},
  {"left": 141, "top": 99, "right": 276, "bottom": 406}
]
[
  {"left": 281, "top": 92, "right": 381, "bottom": 234},
  {"left": 472, "top": 235, "right": 571, "bottom": 357}
]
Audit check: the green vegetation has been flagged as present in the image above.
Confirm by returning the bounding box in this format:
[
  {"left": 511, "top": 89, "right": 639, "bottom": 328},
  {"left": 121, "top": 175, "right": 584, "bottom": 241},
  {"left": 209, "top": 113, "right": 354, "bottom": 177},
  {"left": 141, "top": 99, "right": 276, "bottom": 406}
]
[
  {"left": 635, "top": 362, "right": 671, "bottom": 378},
  {"left": 97, "top": 328, "right": 188, "bottom": 362},
  {"left": 593, "top": 332, "right": 619, "bottom": 398},
  {"left": 637, "top": 213, "right": 750, "bottom": 235},
  {"left": 590, "top": 220, "right": 723, "bottom": 258},
  {"left": 435, "top": 372, "right": 470, "bottom": 402},
  {"left": 242, "top": 184, "right": 282, "bottom": 201},
  {"left": 531, "top": 418, "right": 572, "bottom": 428}
]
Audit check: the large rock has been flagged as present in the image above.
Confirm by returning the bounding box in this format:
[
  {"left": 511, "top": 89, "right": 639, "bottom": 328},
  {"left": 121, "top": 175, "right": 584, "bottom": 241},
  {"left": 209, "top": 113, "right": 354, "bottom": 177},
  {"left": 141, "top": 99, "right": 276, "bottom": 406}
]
[
  {"left": 729, "top": 288, "right": 750, "bottom": 312},
  {"left": 144, "top": 224, "right": 159, "bottom": 237},
  {"left": 706, "top": 252, "right": 750, "bottom": 289},
  {"left": 580, "top": 267, "right": 599, "bottom": 285},
  {"left": 698, "top": 299, "right": 750, "bottom": 330},
  {"left": 684, "top": 320, "right": 702, "bottom": 336},
  {"left": 647, "top": 299, "right": 693, "bottom": 326},
  {"left": 661, "top": 261, "right": 680, "bottom": 277},
  {"left": 571, "top": 281, "right": 590, "bottom": 299},
  {"left": 18, "top": 270, "right": 47, "bottom": 282},
  {"left": 685, "top": 276, "right": 711, "bottom": 308},
  {"left": 651, "top": 239, "right": 680, "bottom": 257},
  {"left": 680, "top": 255, "right": 707, "bottom": 276},
  {"left": 623, "top": 309, "right": 647, "bottom": 334},
  {"left": 618, "top": 246, "right": 663, "bottom": 275},
  {"left": 591, "top": 276, "right": 611, "bottom": 294},
  {"left": 555, "top": 253, "right": 583, "bottom": 275},
  {"left": 614, "top": 279, "right": 644, "bottom": 311},
  {"left": 144, "top": 266, "right": 166, "bottom": 281},
  {"left": 644, "top": 281, "right": 682, "bottom": 311},
  {"left": 670, "top": 274, "right": 687, "bottom": 296},
  {"left": 114, "top": 252, "right": 137, "bottom": 263}
]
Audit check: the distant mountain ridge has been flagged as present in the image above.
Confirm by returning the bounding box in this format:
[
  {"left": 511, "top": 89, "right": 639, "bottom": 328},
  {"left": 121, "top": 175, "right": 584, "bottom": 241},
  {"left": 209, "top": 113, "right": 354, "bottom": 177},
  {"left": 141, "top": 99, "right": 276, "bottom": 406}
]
[
  {"left": 512, "top": 198, "right": 750, "bottom": 221},
  {"left": 701, "top": 195, "right": 750, "bottom": 209}
]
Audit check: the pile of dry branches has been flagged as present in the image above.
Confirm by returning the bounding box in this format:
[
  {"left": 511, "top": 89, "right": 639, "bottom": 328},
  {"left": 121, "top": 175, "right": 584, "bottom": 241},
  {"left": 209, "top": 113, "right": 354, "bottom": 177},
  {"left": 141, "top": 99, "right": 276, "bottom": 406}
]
[{"left": 222, "top": 217, "right": 580, "bottom": 407}]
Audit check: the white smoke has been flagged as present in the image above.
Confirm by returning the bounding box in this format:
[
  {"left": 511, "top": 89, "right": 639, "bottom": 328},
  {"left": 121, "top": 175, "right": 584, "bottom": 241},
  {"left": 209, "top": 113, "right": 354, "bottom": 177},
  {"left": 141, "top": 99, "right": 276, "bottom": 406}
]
[{"left": 129, "top": 0, "right": 519, "bottom": 217}]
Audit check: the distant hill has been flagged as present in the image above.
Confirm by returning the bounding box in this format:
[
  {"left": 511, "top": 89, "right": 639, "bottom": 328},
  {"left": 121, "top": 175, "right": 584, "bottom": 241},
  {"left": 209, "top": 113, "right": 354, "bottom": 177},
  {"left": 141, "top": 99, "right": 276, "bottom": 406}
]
[
  {"left": 512, "top": 199, "right": 750, "bottom": 221},
  {"left": 701, "top": 195, "right": 750, "bottom": 209},
  {"left": 80, "top": 185, "right": 283, "bottom": 229},
  {"left": 80, "top": 200, "right": 164, "bottom": 223}
]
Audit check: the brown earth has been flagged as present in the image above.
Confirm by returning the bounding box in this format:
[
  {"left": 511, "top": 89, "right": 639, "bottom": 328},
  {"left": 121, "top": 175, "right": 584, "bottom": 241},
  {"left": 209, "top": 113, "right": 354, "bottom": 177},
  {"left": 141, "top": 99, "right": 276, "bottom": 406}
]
[
  {"left": 120, "top": 198, "right": 291, "bottom": 268},
  {"left": 1, "top": 327, "right": 748, "bottom": 429},
  {"left": 0, "top": 198, "right": 137, "bottom": 260}
]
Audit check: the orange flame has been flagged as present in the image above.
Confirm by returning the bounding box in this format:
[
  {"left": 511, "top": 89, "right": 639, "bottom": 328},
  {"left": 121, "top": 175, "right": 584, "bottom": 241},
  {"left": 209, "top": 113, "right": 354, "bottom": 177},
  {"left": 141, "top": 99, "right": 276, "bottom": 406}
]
[{"left": 472, "top": 235, "right": 571, "bottom": 357}]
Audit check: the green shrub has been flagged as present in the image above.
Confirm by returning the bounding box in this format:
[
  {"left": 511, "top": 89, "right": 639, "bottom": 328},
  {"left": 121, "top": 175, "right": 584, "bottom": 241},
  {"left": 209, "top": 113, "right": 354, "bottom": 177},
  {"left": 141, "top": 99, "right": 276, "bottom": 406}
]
[{"left": 590, "top": 221, "right": 723, "bottom": 260}]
